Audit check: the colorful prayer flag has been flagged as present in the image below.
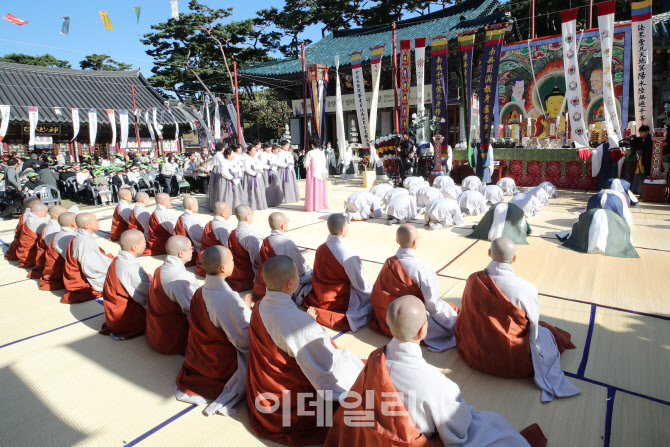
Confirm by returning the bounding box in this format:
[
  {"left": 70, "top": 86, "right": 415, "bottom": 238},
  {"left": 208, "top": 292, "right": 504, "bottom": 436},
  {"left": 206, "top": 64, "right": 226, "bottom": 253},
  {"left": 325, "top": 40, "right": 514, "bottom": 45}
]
[
  {"left": 368, "top": 46, "right": 384, "bottom": 144},
  {"left": 399, "top": 40, "right": 411, "bottom": 133},
  {"left": 99, "top": 11, "right": 113, "bottom": 31},
  {"left": 350, "top": 51, "right": 369, "bottom": 145},
  {"left": 431, "top": 37, "right": 449, "bottom": 137},
  {"left": 134, "top": 6, "right": 141, "bottom": 24},
  {"left": 60, "top": 16, "right": 70, "bottom": 35},
  {"left": 2, "top": 13, "right": 28, "bottom": 26}
]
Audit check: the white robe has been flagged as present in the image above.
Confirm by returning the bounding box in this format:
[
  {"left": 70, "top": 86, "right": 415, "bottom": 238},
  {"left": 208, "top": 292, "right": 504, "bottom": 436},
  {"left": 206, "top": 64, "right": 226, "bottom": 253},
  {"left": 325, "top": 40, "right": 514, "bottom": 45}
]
[
  {"left": 396, "top": 247, "right": 458, "bottom": 351},
  {"left": 424, "top": 198, "right": 464, "bottom": 229},
  {"left": 160, "top": 255, "right": 200, "bottom": 316},
  {"left": 440, "top": 184, "right": 463, "bottom": 200},
  {"left": 384, "top": 187, "right": 409, "bottom": 205},
  {"left": 132, "top": 204, "right": 151, "bottom": 238},
  {"left": 432, "top": 175, "right": 455, "bottom": 189},
  {"left": 235, "top": 222, "right": 261, "bottom": 274},
  {"left": 70, "top": 229, "right": 113, "bottom": 292},
  {"left": 608, "top": 178, "right": 638, "bottom": 205},
  {"left": 114, "top": 250, "right": 151, "bottom": 308},
  {"left": 25, "top": 212, "right": 50, "bottom": 236},
  {"left": 510, "top": 193, "right": 542, "bottom": 217},
  {"left": 461, "top": 175, "right": 482, "bottom": 191},
  {"left": 415, "top": 186, "right": 442, "bottom": 210},
  {"left": 408, "top": 181, "right": 430, "bottom": 197},
  {"left": 325, "top": 234, "right": 373, "bottom": 331},
  {"left": 402, "top": 176, "right": 425, "bottom": 189},
  {"left": 386, "top": 194, "right": 418, "bottom": 222},
  {"left": 457, "top": 190, "right": 488, "bottom": 216},
  {"left": 525, "top": 187, "right": 550, "bottom": 207},
  {"left": 184, "top": 276, "right": 253, "bottom": 415},
  {"left": 258, "top": 289, "right": 364, "bottom": 400},
  {"left": 180, "top": 210, "right": 204, "bottom": 248},
  {"left": 41, "top": 218, "right": 61, "bottom": 245},
  {"left": 369, "top": 182, "right": 394, "bottom": 201},
  {"left": 210, "top": 216, "right": 232, "bottom": 247},
  {"left": 265, "top": 230, "right": 313, "bottom": 305},
  {"left": 344, "top": 192, "right": 383, "bottom": 221},
  {"left": 153, "top": 204, "right": 178, "bottom": 234},
  {"left": 305, "top": 148, "right": 328, "bottom": 180},
  {"left": 339, "top": 145, "right": 355, "bottom": 178},
  {"left": 117, "top": 199, "right": 133, "bottom": 223},
  {"left": 487, "top": 261, "right": 580, "bottom": 402},
  {"left": 497, "top": 177, "right": 519, "bottom": 196},
  {"left": 385, "top": 338, "right": 531, "bottom": 446},
  {"left": 599, "top": 189, "right": 634, "bottom": 226},
  {"left": 538, "top": 181, "right": 558, "bottom": 199},
  {"left": 481, "top": 185, "right": 505, "bottom": 205},
  {"left": 53, "top": 227, "right": 76, "bottom": 257}
]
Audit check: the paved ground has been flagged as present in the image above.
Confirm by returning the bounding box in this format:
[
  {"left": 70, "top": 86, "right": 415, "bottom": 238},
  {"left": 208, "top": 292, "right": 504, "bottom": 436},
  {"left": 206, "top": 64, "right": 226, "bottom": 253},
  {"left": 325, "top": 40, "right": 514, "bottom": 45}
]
[{"left": 1, "top": 178, "right": 668, "bottom": 447}]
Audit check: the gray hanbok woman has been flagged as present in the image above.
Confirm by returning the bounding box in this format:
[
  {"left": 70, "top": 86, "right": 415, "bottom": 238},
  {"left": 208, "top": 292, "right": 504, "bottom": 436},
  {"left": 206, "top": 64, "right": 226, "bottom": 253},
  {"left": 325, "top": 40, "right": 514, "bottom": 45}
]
[
  {"left": 243, "top": 147, "right": 268, "bottom": 211},
  {"left": 219, "top": 149, "right": 245, "bottom": 210},
  {"left": 261, "top": 147, "right": 283, "bottom": 207},
  {"left": 207, "top": 145, "right": 225, "bottom": 212},
  {"left": 277, "top": 147, "right": 300, "bottom": 203}
]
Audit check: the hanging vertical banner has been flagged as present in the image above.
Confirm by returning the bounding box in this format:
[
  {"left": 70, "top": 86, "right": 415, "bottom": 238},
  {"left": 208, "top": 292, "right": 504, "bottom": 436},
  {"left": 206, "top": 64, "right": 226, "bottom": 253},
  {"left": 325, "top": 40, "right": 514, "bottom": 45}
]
[
  {"left": 478, "top": 28, "right": 505, "bottom": 160},
  {"left": 213, "top": 97, "right": 221, "bottom": 141},
  {"left": 225, "top": 99, "right": 245, "bottom": 146},
  {"left": 368, "top": 46, "right": 384, "bottom": 143},
  {"left": 144, "top": 110, "right": 156, "bottom": 141},
  {"left": 170, "top": 0, "right": 179, "bottom": 19},
  {"left": 414, "top": 38, "right": 426, "bottom": 140},
  {"left": 631, "top": 0, "right": 653, "bottom": 129},
  {"left": 187, "top": 104, "right": 215, "bottom": 149},
  {"left": 134, "top": 5, "right": 141, "bottom": 24},
  {"left": 119, "top": 110, "right": 129, "bottom": 150},
  {"left": 71, "top": 108, "right": 79, "bottom": 142},
  {"left": 204, "top": 96, "right": 212, "bottom": 133},
  {"left": 0, "top": 105, "right": 10, "bottom": 142},
  {"left": 597, "top": 1, "right": 623, "bottom": 158},
  {"left": 99, "top": 11, "right": 114, "bottom": 31},
  {"left": 561, "top": 9, "right": 590, "bottom": 159},
  {"left": 2, "top": 14, "right": 29, "bottom": 26},
  {"left": 431, "top": 36, "right": 449, "bottom": 137},
  {"left": 106, "top": 109, "right": 117, "bottom": 148},
  {"left": 168, "top": 108, "right": 179, "bottom": 139},
  {"left": 308, "top": 67, "right": 328, "bottom": 143},
  {"left": 152, "top": 108, "right": 163, "bottom": 139},
  {"left": 334, "top": 56, "right": 347, "bottom": 155},
  {"left": 458, "top": 32, "right": 475, "bottom": 165},
  {"left": 350, "top": 51, "right": 370, "bottom": 145},
  {"left": 28, "top": 107, "right": 38, "bottom": 149},
  {"left": 60, "top": 16, "right": 70, "bottom": 35},
  {"left": 88, "top": 109, "right": 97, "bottom": 147},
  {"left": 399, "top": 40, "right": 412, "bottom": 133}
]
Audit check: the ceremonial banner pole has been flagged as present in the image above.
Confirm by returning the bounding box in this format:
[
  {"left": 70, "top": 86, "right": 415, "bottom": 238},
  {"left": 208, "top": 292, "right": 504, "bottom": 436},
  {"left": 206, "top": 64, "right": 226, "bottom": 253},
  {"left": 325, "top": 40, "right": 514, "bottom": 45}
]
[
  {"left": 399, "top": 40, "right": 411, "bottom": 133},
  {"left": 631, "top": 0, "right": 653, "bottom": 130},
  {"left": 350, "top": 51, "right": 370, "bottom": 148},
  {"left": 561, "top": 9, "right": 590, "bottom": 161},
  {"left": 478, "top": 27, "right": 505, "bottom": 162},
  {"left": 392, "top": 23, "right": 399, "bottom": 134},
  {"left": 369, "top": 45, "right": 385, "bottom": 144},
  {"left": 431, "top": 34, "right": 449, "bottom": 175},
  {"left": 131, "top": 85, "right": 142, "bottom": 156},
  {"left": 458, "top": 32, "right": 475, "bottom": 166},
  {"left": 415, "top": 38, "right": 426, "bottom": 141},
  {"left": 234, "top": 61, "right": 242, "bottom": 145}
]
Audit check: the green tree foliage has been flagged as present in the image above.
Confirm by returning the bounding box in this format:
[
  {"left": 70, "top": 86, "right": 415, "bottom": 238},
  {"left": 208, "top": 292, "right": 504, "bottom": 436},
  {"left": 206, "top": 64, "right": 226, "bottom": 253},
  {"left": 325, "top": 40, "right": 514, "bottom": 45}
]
[
  {"left": 0, "top": 53, "right": 71, "bottom": 69},
  {"left": 240, "top": 90, "right": 293, "bottom": 141},
  {"left": 79, "top": 54, "right": 133, "bottom": 71}
]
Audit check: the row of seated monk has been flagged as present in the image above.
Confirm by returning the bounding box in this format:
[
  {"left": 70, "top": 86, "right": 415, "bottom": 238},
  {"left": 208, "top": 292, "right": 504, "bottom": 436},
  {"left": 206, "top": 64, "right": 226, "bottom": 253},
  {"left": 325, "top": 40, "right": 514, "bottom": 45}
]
[{"left": 5, "top": 194, "right": 581, "bottom": 446}]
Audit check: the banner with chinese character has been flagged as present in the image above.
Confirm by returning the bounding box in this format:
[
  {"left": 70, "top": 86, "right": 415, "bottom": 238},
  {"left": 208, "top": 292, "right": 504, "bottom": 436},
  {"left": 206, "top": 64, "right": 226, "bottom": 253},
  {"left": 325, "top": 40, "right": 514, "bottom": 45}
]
[
  {"left": 415, "top": 38, "right": 426, "bottom": 140},
  {"left": 479, "top": 28, "right": 505, "bottom": 160},
  {"left": 70, "top": 108, "right": 79, "bottom": 143},
  {"left": 561, "top": 9, "right": 590, "bottom": 159},
  {"left": 631, "top": 0, "right": 652, "bottom": 129},
  {"left": 87, "top": 109, "right": 97, "bottom": 147},
  {"left": 106, "top": 109, "right": 117, "bottom": 149},
  {"left": 99, "top": 11, "right": 113, "bottom": 31},
  {"left": 400, "top": 40, "right": 411, "bottom": 133},
  {"left": 28, "top": 107, "right": 38, "bottom": 149},
  {"left": 368, "top": 46, "right": 384, "bottom": 143},
  {"left": 144, "top": 109, "right": 156, "bottom": 141},
  {"left": 431, "top": 37, "right": 449, "bottom": 137},
  {"left": 119, "top": 110, "right": 129, "bottom": 151},
  {"left": 350, "top": 51, "right": 370, "bottom": 145},
  {"left": 458, "top": 33, "right": 475, "bottom": 165},
  {"left": 0, "top": 105, "right": 10, "bottom": 142},
  {"left": 213, "top": 97, "right": 221, "bottom": 141},
  {"left": 152, "top": 108, "right": 163, "bottom": 139},
  {"left": 334, "top": 55, "right": 347, "bottom": 155}
]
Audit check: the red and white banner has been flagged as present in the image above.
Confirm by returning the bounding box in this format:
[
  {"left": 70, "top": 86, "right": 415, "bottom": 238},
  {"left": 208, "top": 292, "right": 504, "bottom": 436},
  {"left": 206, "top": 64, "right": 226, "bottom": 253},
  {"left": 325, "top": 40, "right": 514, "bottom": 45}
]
[
  {"left": 71, "top": 108, "right": 79, "bottom": 143},
  {"left": 168, "top": 108, "right": 179, "bottom": 140},
  {"left": 28, "top": 107, "right": 38, "bottom": 148},
  {"left": 597, "top": 1, "right": 622, "bottom": 149},
  {"left": 106, "top": 109, "right": 116, "bottom": 148},
  {"left": 561, "top": 9, "right": 590, "bottom": 159},
  {"left": 144, "top": 109, "right": 156, "bottom": 141},
  {"left": 3, "top": 13, "right": 28, "bottom": 26},
  {"left": 0, "top": 105, "right": 10, "bottom": 142},
  {"left": 152, "top": 107, "right": 162, "bottom": 139},
  {"left": 631, "top": 0, "right": 653, "bottom": 128},
  {"left": 88, "top": 109, "right": 97, "bottom": 147}
]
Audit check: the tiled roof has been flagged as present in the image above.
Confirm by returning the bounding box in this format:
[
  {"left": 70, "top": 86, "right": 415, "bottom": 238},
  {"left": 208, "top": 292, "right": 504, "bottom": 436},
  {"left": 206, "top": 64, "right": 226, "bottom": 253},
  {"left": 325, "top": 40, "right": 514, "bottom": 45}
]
[
  {"left": 0, "top": 62, "right": 197, "bottom": 124},
  {"left": 653, "top": 12, "right": 670, "bottom": 41},
  {"left": 241, "top": 0, "right": 502, "bottom": 77}
]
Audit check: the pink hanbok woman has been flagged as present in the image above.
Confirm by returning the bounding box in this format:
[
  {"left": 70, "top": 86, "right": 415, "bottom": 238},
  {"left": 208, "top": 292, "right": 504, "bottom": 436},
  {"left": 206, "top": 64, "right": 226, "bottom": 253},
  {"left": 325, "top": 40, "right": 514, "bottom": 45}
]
[{"left": 304, "top": 139, "right": 329, "bottom": 211}]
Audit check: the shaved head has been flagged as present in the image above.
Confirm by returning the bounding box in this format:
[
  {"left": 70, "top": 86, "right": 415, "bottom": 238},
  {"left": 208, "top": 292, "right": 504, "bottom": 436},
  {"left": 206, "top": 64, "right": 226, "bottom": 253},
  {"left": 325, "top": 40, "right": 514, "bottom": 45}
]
[
  {"left": 75, "top": 213, "right": 94, "bottom": 228},
  {"left": 234, "top": 205, "right": 252, "bottom": 221},
  {"left": 166, "top": 235, "right": 192, "bottom": 256},
  {"left": 135, "top": 192, "right": 149, "bottom": 203},
  {"left": 262, "top": 255, "right": 298, "bottom": 291},
  {"left": 119, "top": 229, "right": 145, "bottom": 251},
  {"left": 118, "top": 188, "right": 132, "bottom": 201},
  {"left": 201, "top": 245, "right": 233, "bottom": 275},
  {"left": 490, "top": 237, "right": 517, "bottom": 263},
  {"left": 268, "top": 212, "right": 287, "bottom": 230},
  {"left": 396, "top": 224, "right": 418, "bottom": 249},
  {"left": 183, "top": 196, "right": 198, "bottom": 211},
  {"left": 327, "top": 213, "right": 348, "bottom": 235},
  {"left": 213, "top": 201, "right": 230, "bottom": 217},
  {"left": 30, "top": 202, "right": 48, "bottom": 216},
  {"left": 58, "top": 212, "right": 76, "bottom": 227},
  {"left": 24, "top": 197, "right": 39, "bottom": 207},
  {"left": 48, "top": 205, "right": 67, "bottom": 219},
  {"left": 386, "top": 295, "right": 428, "bottom": 342},
  {"left": 156, "top": 192, "right": 170, "bottom": 206}
]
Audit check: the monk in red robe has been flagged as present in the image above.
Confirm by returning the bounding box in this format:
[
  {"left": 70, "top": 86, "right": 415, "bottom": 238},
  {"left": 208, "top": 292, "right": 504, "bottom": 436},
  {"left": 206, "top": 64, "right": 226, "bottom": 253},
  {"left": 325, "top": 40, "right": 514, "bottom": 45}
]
[
  {"left": 226, "top": 205, "right": 261, "bottom": 293},
  {"left": 16, "top": 201, "right": 50, "bottom": 269},
  {"left": 246, "top": 255, "right": 363, "bottom": 446},
  {"left": 127, "top": 192, "right": 151, "bottom": 242},
  {"left": 28, "top": 205, "right": 67, "bottom": 279},
  {"left": 325, "top": 295, "right": 547, "bottom": 447},
  {"left": 174, "top": 196, "right": 203, "bottom": 267},
  {"left": 40, "top": 212, "right": 77, "bottom": 291},
  {"left": 109, "top": 188, "right": 133, "bottom": 241},
  {"left": 146, "top": 235, "right": 200, "bottom": 355},
  {"left": 62, "top": 213, "right": 113, "bottom": 304},
  {"left": 456, "top": 238, "right": 579, "bottom": 402},
  {"left": 303, "top": 213, "right": 372, "bottom": 332},
  {"left": 99, "top": 229, "right": 152, "bottom": 340},
  {"left": 196, "top": 201, "right": 231, "bottom": 277},
  {"left": 5, "top": 197, "right": 39, "bottom": 261},
  {"left": 146, "top": 193, "right": 178, "bottom": 256},
  {"left": 176, "top": 245, "right": 252, "bottom": 409}
]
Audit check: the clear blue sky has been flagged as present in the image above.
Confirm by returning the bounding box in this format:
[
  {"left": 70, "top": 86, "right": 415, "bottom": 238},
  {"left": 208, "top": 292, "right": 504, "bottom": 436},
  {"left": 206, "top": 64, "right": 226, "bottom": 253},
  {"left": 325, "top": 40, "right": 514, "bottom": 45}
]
[{"left": 0, "top": 0, "right": 324, "bottom": 76}]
